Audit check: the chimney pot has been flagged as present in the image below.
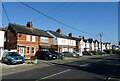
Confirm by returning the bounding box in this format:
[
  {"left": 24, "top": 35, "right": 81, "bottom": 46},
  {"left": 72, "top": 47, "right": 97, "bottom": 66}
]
[
  {"left": 79, "top": 36, "right": 84, "bottom": 39},
  {"left": 56, "top": 28, "right": 61, "bottom": 34},
  {"left": 26, "top": 21, "right": 32, "bottom": 28},
  {"left": 68, "top": 33, "right": 72, "bottom": 37}
]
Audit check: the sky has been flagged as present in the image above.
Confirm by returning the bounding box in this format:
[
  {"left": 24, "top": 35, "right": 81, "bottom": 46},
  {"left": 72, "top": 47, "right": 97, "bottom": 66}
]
[{"left": 2, "top": 2, "right": 118, "bottom": 45}]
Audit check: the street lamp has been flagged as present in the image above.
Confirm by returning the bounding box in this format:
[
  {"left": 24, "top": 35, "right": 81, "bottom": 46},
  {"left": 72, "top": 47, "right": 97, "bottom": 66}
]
[{"left": 100, "top": 33, "right": 103, "bottom": 51}]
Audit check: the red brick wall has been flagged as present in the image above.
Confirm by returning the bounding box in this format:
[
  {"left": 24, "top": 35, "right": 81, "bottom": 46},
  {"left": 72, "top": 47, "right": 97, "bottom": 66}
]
[
  {"left": 6, "top": 27, "right": 17, "bottom": 50},
  {"left": 6, "top": 27, "right": 53, "bottom": 59},
  {"left": 17, "top": 34, "right": 39, "bottom": 59}
]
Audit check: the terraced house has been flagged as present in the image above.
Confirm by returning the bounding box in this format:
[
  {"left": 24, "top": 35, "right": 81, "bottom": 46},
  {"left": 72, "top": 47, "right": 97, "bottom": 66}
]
[
  {"left": 6, "top": 22, "right": 53, "bottom": 59},
  {"left": 47, "top": 28, "right": 76, "bottom": 52}
]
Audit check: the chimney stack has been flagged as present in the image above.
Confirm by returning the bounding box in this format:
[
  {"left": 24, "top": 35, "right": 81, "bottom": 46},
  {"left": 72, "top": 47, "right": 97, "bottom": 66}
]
[
  {"left": 79, "top": 36, "right": 84, "bottom": 39},
  {"left": 68, "top": 33, "right": 72, "bottom": 37},
  {"left": 26, "top": 21, "right": 32, "bottom": 28},
  {"left": 56, "top": 28, "right": 61, "bottom": 34}
]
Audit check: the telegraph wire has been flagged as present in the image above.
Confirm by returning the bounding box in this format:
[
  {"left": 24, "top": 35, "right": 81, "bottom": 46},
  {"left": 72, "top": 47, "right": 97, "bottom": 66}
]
[
  {"left": 17, "top": 0, "right": 98, "bottom": 36},
  {"left": 33, "top": 2, "right": 66, "bottom": 22},
  {"left": 103, "top": 34, "right": 117, "bottom": 44},
  {"left": 2, "top": 2, "right": 10, "bottom": 23},
  {"left": 35, "top": 3, "right": 73, "bottom": 26}
]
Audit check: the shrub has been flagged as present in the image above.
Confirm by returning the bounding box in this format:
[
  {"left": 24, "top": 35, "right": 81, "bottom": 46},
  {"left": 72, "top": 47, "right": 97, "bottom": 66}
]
[{"left": 103, "top": 49, "right": 111, "bottom": 54}]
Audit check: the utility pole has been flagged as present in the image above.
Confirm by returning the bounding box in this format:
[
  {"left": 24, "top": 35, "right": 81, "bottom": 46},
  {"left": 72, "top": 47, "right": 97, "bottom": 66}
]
[{"left": 100, "top": 33, "right": 103, "bottom": 51}]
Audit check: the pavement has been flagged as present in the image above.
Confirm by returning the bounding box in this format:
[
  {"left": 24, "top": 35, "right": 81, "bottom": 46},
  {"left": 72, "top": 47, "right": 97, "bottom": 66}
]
[{"left": 1, "top": 54, "right": 115, "bottom": 76}]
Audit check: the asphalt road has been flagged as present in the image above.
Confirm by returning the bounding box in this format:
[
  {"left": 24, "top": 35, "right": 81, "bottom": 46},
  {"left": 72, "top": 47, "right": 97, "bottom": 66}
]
[{"left": 2, "top": 54, "right": 120, "bottom": 81}]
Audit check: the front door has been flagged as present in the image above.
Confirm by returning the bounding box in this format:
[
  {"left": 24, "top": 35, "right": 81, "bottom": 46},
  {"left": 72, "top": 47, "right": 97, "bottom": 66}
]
[{"left": 19, "top": 47, "right": 24, "bottom": 57}]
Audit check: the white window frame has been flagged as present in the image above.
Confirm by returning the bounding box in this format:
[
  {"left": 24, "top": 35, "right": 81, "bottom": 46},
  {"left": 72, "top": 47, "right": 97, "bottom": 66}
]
[
  {"left": 61, "top": 39, "right": 66, "bottom": 43},
  {"left": 26, "top": 35, "right": 30, "bottom": 41},
  {"left": 26, "top": 46, "right": 30, "bottom": 54},
  {"left": 32, "top": 36, "right": 36, "bottom": 42},
  {"left": 32, "top": 47, "right": 35, "bottom": 54},
  {"left": 41, "top": 37, "right": 49, "bottom": 43}
]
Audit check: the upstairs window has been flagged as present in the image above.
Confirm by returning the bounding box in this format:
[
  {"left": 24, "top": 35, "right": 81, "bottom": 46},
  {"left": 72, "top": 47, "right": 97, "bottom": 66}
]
[
  {"left": 41, "top": 37, "right": 48, "bottom": 43},
  {"left": 26, "top": 35, "right": 30, "bottom": 41},
  {"left": 61, "top": 39, "right": 66, "bottom": 43},
  {"left": 32, "top": 36, "right": 35, "bottom": 42}
]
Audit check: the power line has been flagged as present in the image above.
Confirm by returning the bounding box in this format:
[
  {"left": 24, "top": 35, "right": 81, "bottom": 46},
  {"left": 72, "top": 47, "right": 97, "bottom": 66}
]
[
  {"left": 17, "top": 0, "right": 98, "bottom": 36},
  {"left": 2, "top": 2, "right": 10, "bottom": 23},
  {"left": 34, "top": 3, "right": 73, "bottom": 26},
  {"left": 33, "top": 2, "right": 66, "bottom": 22},
  {"left": 103, "top": 34, "right": 117, "bottom": 44}
]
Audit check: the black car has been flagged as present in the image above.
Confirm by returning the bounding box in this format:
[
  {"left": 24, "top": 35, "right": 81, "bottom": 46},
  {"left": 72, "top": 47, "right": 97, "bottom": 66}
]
[
  {"left": 82, "top": 51, "right": 92, "bottom": 56},
  {"left": 49, "top": 51, "right": 64, "bottom": 59},
  {"left": 96, "top": 50, "right": 106, "bottom": 55},
  {"left": 35, "top": 51, "right": 57, "bottom": 60}
]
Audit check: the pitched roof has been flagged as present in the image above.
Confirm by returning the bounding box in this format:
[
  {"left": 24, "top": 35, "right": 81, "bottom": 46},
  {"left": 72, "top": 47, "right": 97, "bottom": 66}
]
[
  {"left": 47, "top": 30, "right": 67, "bottom": 38},
  {"left": 48, "top": 30, "right": 78, "bottom": 40},
  {"left": 67, "top": 36, "right": 78, "bottom": 40},
  {"left": 9, "top": 23, "right": 53, "bottom": 38}
]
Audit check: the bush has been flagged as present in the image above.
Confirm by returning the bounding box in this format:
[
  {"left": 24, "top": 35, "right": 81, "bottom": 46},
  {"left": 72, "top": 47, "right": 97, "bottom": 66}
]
[
  {"left": 116, "top": 50, "right": 120, "bottom": 54},
  {"left": 103, "top": 49, "right": 111, "bottom": 54},
  {"left": 103, "top": 49, "right": 118, "bottom": 54}
]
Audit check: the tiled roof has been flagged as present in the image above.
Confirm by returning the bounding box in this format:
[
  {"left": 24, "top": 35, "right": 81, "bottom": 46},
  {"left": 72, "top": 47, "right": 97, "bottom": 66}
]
[
  {"left": 67, "top": 36, "right": 78, "bottom": 40},
  {"left": 9, "top": 23, "right": 53, "bottom": 38},
  {"left": 48, "top": 30, "right": 78, "bottom": 40},
  {"left": 47, "top": 30, "right": 67, "bottom": 38}
]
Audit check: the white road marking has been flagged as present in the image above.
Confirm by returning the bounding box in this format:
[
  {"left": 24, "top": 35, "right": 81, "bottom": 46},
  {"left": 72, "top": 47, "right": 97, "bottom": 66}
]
[
  {"left": 96, "top": 60, "right": 102, "bottom": 62},
  {"left": 79, "top": 63, "right": 90, "bottom": 67},
  {"left": 36, "top": 69, "right": 71, "bottom": 80}
]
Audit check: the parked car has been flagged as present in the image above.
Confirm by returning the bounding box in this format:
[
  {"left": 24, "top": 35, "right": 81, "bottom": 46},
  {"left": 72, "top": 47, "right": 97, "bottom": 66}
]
[
  {"left": 96, "top": 50, "right": 106, "bottom": 55},
  {"left": 82, "top": 51, "right": 92, "bottom": 56},
  {"left": 49, "top": 51, "right": 64, "bottom": 59},
  {"left": 73, "top": 51, "right": 82, "bottom": 57},
  {"left": 62, "top": 52, "right": 79, "bottom": 58},
  {"left": 2, "top": 52, "right": 24, "bottom": 65},
  {"left": 35, "top": 51, "right": 57, "bottom": 60}
]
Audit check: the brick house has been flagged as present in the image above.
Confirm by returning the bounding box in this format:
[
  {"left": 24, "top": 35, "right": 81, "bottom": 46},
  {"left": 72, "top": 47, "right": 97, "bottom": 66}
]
[{"left": 6, "top": 22, "right": 53, "bottom": 59}]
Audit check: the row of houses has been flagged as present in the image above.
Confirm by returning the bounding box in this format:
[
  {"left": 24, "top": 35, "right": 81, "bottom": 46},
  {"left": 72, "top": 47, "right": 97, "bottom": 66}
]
[{"left": 0, "top": 21, "right": 112, "bottom": 59}]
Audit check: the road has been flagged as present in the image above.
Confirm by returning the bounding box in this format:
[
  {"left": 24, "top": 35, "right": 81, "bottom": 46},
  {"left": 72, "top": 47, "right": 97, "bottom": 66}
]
[{"left": 2, "top": 54, "right": 120, "bottom": 81}]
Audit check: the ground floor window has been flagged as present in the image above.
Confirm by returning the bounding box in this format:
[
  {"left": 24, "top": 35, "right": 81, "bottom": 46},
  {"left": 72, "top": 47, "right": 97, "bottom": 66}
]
[
  {"left": 32, "top": 47, "right": 35, "bottom": 54},
  {"left": 26, "top": 47, "right": 30, "bottom": 54}
]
